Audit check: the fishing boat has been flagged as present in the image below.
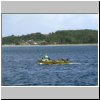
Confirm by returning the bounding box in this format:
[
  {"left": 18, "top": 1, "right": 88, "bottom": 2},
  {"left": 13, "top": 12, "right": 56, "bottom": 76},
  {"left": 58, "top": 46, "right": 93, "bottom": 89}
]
[{"left": 37, "top": 54, "right": 70, "bottom": 65}]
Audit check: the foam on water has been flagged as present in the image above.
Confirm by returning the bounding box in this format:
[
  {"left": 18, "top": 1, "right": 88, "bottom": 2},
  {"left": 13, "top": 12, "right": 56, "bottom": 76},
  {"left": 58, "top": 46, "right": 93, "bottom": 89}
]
[{"left": 69, "top": 62, "right": 82, "bottom": 65}]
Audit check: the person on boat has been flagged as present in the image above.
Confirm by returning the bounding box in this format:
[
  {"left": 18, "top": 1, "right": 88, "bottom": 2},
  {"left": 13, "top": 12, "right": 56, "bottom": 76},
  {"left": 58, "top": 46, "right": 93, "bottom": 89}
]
[
  {"left": 41, "top": 54, "right": 51, "bottom": 61},
  {"left": 44, "top": 54, "right": 49, "bottom": 59},
  {"left": 66, "top": 58, "right": 69, "bottom": 61}
]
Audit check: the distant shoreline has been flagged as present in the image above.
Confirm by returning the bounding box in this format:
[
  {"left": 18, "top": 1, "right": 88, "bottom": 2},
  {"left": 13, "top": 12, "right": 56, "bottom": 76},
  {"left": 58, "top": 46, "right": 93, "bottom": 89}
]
[{"left": 2, "top": 44, "right": 98, "bottom": 47}]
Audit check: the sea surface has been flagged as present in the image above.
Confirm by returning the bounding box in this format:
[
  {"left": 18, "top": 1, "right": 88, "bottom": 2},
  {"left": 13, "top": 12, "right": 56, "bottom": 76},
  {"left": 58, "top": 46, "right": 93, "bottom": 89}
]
[{"left": 2, "top": 45, "right": 98, "bottom": 86}]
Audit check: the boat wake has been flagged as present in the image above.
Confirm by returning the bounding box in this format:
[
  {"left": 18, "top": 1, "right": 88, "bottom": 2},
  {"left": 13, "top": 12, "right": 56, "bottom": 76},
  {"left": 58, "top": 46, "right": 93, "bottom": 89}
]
[
  {"left": 69, "top": 62, "right": 98, "bottom": 65},
  {"left": 69, "top": 62, "right": 82, "bottom": 65}
]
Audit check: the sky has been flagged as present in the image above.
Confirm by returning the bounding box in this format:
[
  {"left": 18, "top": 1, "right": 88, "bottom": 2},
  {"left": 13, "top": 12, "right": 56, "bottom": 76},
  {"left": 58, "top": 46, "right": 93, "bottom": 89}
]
[{"left": 2, "top": 14, "right": 98, "bottom": 36}]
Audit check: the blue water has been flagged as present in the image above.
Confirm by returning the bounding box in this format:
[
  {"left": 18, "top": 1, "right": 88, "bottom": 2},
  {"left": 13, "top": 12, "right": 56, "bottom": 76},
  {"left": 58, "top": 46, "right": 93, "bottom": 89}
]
[{"left": 2, "top": 45, "right": 98, "bottom": 86}]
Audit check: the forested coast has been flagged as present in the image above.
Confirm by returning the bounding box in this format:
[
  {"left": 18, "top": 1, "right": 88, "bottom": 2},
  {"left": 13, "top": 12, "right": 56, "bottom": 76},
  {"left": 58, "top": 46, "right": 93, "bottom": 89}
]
[{"left": 2, "top": 29, "right": 98, "bottom": 45}]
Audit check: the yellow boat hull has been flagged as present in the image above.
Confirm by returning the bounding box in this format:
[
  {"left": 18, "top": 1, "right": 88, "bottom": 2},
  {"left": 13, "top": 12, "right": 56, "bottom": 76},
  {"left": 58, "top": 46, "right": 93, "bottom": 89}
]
[{"left": 37, "top": 60, "right": 70, "bottom": 65}]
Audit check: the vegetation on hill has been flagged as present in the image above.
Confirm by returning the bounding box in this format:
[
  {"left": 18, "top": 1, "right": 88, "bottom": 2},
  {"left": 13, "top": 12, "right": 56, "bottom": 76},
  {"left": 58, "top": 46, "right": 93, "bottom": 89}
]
[{"left": 2, "top": 29, "right": 98, "bottom": 45}]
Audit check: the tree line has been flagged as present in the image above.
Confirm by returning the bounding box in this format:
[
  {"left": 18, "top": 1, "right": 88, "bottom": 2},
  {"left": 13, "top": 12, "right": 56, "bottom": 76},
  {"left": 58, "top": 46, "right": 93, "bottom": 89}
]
[{"left": 2, "top": 29, "right": 98, "bottom": 45}]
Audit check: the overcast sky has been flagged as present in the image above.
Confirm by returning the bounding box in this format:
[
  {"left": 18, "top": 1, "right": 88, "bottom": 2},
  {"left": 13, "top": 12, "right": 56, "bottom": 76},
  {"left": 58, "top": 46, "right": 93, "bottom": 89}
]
[{"left": 2, "top": 14, "right": 98, "bottom": 36}]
